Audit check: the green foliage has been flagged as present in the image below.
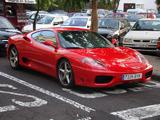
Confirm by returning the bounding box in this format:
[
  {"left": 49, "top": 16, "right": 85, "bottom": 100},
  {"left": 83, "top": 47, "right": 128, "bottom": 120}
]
[
  {"left": 156, "top": 0, "right": 160, "bottom": 5},
  {"left": 35, "top": 0, "right": 57, "bottom": 10},
  {"left": 57, "top": 0, "right": 89, "bottom": 12},
  {"left": 98, "top": 0, "right": 112, "bottom": 9}
]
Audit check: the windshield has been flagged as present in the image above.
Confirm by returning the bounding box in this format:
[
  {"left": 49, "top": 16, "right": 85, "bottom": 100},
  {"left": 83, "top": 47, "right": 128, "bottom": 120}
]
[
  {"left": 132, "top": 20, "right": 160, "bottom": 31},
  {"left": 127, "top": 15, "right": 140, "bottom": 22},
  {"left": 98, "top": 19, "right": 119, "bottom": 29},
  {"left": 62, "top": 18, "right": 88, "bottom": 27},
  {"left": 0, "top": 17, "right": 14, "bottom": 29},
  {"left": 37, "top": 16, "right": 54, "bottom": 24},
  {"left": 58, "top": 31, "right": 113, "bottom": 49}
]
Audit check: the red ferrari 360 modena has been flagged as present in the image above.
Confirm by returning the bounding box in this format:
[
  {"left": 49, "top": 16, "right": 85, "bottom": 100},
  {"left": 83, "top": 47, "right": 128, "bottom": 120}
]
[{"left": 7, "top": 27, "right": 153, "bottom": 88}]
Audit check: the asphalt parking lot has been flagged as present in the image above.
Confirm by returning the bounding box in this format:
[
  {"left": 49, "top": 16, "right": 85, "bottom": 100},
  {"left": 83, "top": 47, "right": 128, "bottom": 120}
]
[{"left": 0, "top": 54, "right": 160, "bottom": 120}]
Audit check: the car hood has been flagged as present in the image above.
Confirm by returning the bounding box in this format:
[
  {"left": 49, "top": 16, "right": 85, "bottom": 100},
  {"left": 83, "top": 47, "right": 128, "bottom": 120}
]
[
  {"left": 23, "top": 24, "right": 60, "bottom": 32},
  {"left": 69, "top": 47, "right": 149, "bottom": 72},
  {"left": 98, "top": 28, "right": 117, "bottom": 35},
  {"left": 125, "top": 30, "right": 160, "bottom": 39},
  {"left": 0, "top": 29, "right": 21, "bottom": 40}
]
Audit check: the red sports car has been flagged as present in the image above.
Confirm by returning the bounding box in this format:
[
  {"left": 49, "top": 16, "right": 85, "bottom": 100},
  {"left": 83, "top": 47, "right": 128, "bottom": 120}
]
[{"left": 7, "top": 27, "right": 153, "bottom": 88}]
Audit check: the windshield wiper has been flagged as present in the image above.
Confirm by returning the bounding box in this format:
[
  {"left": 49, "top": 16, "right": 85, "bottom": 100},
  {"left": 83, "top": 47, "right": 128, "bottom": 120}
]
[{"left": 65, "top": 47, "right": 83, "bottom": 49}]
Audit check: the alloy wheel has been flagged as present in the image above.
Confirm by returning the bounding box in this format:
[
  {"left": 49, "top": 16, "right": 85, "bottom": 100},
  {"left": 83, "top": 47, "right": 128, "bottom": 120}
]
[
  {"left": 58, "top": 60, "right": 74, "bottom": 87},
  {"left": 9, "top": 47, "right": 19, "bottom": 69}
]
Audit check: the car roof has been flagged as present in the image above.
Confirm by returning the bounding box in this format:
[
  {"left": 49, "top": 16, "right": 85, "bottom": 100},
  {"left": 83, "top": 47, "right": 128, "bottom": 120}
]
[
  {"left": 99, "top": 17, "right": 127, "bottom": 21},
  {"left": 52, "top": 27, "right": 89, "bottom": 31},
  {"left": 139, "top": 18, "right": 160, "bottom": 21},
  {"left": 43, "top": 14, "right": 68, "bottom": 17},
  {"left": 70, "top": 16, "right": 91, "bottom": 19},
  {"left": 30, "top": 27, "right": 89, "bottom": 33}
]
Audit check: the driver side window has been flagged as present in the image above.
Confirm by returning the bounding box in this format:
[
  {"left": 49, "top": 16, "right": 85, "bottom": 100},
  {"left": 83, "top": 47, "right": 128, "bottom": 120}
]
[{"left": 31, "top": 30, "right": 57, "bottom": 45}]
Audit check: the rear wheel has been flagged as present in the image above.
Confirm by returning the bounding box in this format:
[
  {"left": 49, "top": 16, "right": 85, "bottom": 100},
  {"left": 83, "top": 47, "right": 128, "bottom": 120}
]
[
  {"left": 9, "top": 46, "right": 20, "bottom": 69},
  {"left": 57, "top": 59, "right": 74, "bottom": 88}
]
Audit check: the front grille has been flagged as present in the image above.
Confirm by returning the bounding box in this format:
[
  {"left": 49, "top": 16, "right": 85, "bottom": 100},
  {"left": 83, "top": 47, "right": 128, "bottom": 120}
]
[
  {"left": 95, "top": 76, "right": 113, "bottom": 84},
  {"left": 134, "top": 40, "right": 141, "bottom": 42},
  {"left": 145, "top": 70, "right": 153, "bottom": 79},
  {"left": 133, "top": 40, "right": 150, "bottom": 43},
  {"left": 143, "top": 40, "right": 150, "bottom": 42}
]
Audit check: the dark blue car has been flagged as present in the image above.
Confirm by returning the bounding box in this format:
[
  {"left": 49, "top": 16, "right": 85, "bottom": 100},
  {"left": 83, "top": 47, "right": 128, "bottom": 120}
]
[{"left": 0, "top": 16, "right": 21, "bottom": 56}]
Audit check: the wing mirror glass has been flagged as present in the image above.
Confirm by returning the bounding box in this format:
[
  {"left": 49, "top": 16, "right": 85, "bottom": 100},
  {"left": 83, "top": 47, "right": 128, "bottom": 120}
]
[{"left": 23, "top": 36, "right": 31, "bottom": 42}]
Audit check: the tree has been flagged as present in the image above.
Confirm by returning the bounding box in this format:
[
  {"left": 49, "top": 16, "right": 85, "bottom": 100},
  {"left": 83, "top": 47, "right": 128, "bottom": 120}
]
[
  {"left": 58, "top": 0, "right": 89, "bottom": 12},
  {"left": 90, "top": 0, "right": 98, "bottom": 32},
  {"left": 156, "top": 0, "right": 160, "bottom": 5},
  {"left": 33, "top": 0, "right": 57, "bottom": 30},
  {"left": 112, "top": 0, "right": 120, "bottom": 12},
  {"left": 156, "top": 0, "right": 160, "bottom": 13}
]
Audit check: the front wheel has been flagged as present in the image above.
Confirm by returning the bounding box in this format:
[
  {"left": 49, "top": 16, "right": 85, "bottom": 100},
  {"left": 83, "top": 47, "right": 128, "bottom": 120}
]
[
  {"left": 57, "top": 59, "right": 74, "bottom": 88},
  {"left": 9, "top": 46, "right": 20, "bottom": 69}
]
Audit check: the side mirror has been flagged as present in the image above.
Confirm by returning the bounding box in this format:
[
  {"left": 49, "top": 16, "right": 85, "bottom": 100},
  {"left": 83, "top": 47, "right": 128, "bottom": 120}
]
[
  {"left": 23, "top": 36, "right": 31, "bottom": 42},
  {"left": 43, "top": 40, "right": 56, "bottom": 48}
]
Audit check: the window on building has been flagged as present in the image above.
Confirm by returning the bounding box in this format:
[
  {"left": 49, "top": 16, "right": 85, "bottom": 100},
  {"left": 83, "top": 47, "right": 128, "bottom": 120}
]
[
  {"left": 6, "top": 5, "right": 16, "bottom": 17},
  {"left": 0, "top": 1, "right": 4, "bottom": 15}
]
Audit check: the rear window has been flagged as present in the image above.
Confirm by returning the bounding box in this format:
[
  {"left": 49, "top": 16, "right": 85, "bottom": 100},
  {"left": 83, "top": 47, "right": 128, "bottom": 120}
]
[{"left": 0, "top": 17, "right": 14, "bottom": 29}]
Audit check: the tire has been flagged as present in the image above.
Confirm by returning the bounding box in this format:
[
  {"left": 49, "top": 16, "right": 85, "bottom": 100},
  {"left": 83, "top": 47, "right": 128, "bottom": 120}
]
[
  {"left": 9, "top": 46, "right": 20, "bottom": 69},
  {"left": 57, "top": 59, "right": 74, "bottom": 88}
]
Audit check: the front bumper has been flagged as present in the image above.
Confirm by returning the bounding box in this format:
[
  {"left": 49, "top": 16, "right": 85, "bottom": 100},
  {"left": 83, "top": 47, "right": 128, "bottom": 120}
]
[
  {"left": 73, "top": 65, "right": 153, "bottom": 88},
  {"left": 123, "top": 44, "right": 157, "bottom": 52}
]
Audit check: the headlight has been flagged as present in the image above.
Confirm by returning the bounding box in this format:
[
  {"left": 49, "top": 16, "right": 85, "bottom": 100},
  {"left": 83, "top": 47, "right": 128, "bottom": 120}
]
[
  {"left": 123, "top": 38, "right": 132, "bottom": 43},
  {"left": 151, "top": 39, "right": 157, "bottom": 44},
  {"left": 136, "top": 53, "right": 149, "bottom": 64},
  {"left": 81, "top": 57, "right": 106, "bottom": 68}
]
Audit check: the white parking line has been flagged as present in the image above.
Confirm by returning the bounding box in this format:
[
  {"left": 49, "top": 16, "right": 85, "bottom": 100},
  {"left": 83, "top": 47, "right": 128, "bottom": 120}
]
[
  {"left": 77, "top": 116, "right": 92, "bottom": 120},
  {"left": 62, "top": 88, "right": 107, "bottom": 98},
  {"left": 111, "top": 104, "right": 160, "bottom": 120},
  {"left": 0, "top": 72, "right": 95, "bottom": 113},
  {"left": 0, "top": 105, "right": 18, "bottom": 112}
]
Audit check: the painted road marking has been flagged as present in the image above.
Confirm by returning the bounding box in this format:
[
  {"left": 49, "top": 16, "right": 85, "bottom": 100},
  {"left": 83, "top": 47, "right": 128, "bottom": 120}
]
[
  {"left": 140, "top": 81, "right": 160, "bottom": 88},
  {"left": 102, "top": 89, "right": 127, "bottom": 94},
  {"left": 0, "top": 90, "right": 47, "bottom": 108},
  {"left": 0, "top": 84, "right": 17, "bottom": 89},
  {"left": 77, "top": 117, "right": 92, "bottom": 120},
  {"left": 0, "top": 83, "right": 47, "bottom": 113},
  {"left": 62, "top": 88, "right": 107, "bottom": 98},
  {"left": 62, "top": 81, "right": 160, "bottom": 98},
  {"left": 0, "top": 105, "right": 18, "bottom": 113},
  {"left": 128, "top": 87, "right": 144, "bottom": 92},
  {"left": 0, "top": 72, "right": 95, "bottom": 113},
  {"left": 111, "top": 104, "right": 160, "bottom": 120}
]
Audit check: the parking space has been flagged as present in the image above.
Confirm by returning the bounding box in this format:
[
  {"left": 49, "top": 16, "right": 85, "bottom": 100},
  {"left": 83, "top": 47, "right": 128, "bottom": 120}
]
[
  {"left": 0, "top": 72, "right": 94, "bottom": 120},
  {"left": 1, "top": 57, "right": 160, "bottom": 120}
]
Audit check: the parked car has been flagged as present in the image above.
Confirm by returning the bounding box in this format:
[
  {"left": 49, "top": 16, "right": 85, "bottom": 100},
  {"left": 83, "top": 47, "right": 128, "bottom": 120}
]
[
  {"left": 22, "top": 14, "right": 69, "bottom": 33},
  {"left": 0, "top": 16, "right": 21, "bottom": 56},
  {"left": 127, "top": 15, "right": 142, "bottom": 27},
  {"left": 72, "top": 12, "right": 88, "bottom": 17},
  {"left": 61, "top": 16, "right": 91, "bottom": 29},
  {"left": 7, "top": 27, "right": 153, "bottom": 88},
  {"left": 98, "top": 18, "right": 131, "bottom": 46},
  {"left": 123, "top": 18, "right": 160, "bottom": 52},
  {"left": 27, "top": 11, "right": 49, "bottom": 24}
]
